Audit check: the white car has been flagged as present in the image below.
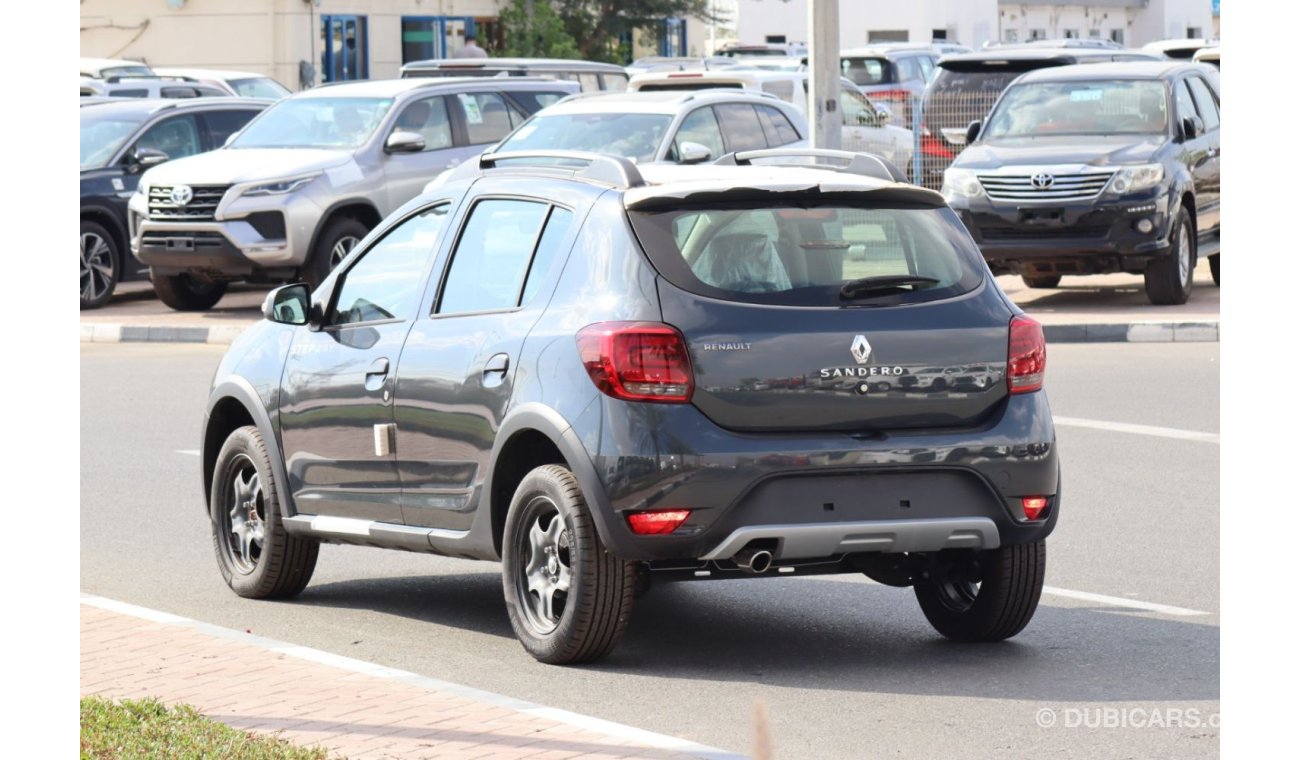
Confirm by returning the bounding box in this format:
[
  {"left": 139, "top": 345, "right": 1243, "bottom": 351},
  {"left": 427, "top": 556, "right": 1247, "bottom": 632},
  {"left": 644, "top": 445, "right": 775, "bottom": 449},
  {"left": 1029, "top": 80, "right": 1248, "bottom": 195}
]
[
  {"left": 80, "top": 57, "right": 154, "bottom": 80},
  {"left": 627, "top": 69, "right": 914, "bottom": 173},
  {"left": 153, "top": 68, "right": 292, "bottom": 100}
]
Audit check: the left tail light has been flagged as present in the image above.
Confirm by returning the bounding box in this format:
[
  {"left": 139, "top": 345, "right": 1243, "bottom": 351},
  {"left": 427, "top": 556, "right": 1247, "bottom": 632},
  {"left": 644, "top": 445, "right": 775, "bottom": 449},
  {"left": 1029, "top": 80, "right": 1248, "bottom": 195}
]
[{"left": 576, "top": 322, "right": 694, "bottom": 403}]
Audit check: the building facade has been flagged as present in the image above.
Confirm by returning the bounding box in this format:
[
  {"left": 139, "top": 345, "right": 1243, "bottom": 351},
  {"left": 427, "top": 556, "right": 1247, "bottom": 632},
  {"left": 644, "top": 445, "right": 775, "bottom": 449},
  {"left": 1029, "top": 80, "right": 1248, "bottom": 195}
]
[
  {"left": 80, "top": 0, "right": 712, "bottom": 90},
  {"left": 997, "top": 1, "right": 1214, "bottom": 47}
]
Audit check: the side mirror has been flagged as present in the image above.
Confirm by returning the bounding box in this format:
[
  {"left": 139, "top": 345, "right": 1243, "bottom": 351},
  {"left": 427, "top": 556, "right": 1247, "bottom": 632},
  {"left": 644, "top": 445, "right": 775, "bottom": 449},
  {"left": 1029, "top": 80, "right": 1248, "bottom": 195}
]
[
  {"left": 262, "top": 283, "right": 311, "bottom": 326},
  {"left": 677, "top": 141, "right": 712, "bottom": 165},
  {"left": 1180, "top": 115, "right": 1205, "bottom": 141},
  {"left": 965, "top": 120, "right": 982, "bottom": 146},
  {"left": 874, "top": 103, "right": 893, "bottom": 125},
  {"left": 385, "top": 130, "right": 426, "bottom": 154},
  {"left": 128, "top": 147, "right": 170, "bottom": 173}
]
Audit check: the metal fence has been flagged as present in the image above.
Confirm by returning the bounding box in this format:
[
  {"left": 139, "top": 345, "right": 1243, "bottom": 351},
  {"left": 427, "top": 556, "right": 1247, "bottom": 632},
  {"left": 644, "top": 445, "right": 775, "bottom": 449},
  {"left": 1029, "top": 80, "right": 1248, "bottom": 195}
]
[{"left": 876, "top": 91, "right": 1004, "bottom": 190}]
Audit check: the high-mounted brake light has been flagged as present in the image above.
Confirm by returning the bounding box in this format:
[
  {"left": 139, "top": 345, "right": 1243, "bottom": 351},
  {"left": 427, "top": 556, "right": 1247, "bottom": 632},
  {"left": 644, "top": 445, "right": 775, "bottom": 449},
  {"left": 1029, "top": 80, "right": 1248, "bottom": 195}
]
[
  {"left": 869, "top": 89, "right": 912, "bottom": 101},
  {"left": 1008, "top": 315, "right": 1046, "bottom": 394},
  {"left": 1021, "top": 497, "right": 1048, "bottom": 521},
  {"left": 626, "top": 509, "right": 692, "bottom": 535},
  {"left": 577, "top": 322, "right": 694, "bottom": 403}
]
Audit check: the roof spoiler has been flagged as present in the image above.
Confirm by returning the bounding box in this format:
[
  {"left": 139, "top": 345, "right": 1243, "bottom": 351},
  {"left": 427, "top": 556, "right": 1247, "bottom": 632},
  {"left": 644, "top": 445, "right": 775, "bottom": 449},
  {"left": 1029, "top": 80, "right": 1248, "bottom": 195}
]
[
  {"left": 714, "top": 149, "right": 909, "bottom": 184},
  {"left": 477, "top": 150, "right": 645, "bottom": 188}
]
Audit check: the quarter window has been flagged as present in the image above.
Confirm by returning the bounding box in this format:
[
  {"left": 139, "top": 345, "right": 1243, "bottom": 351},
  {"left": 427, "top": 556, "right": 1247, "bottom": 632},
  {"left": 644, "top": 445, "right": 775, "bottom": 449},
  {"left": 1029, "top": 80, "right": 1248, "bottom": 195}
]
[
  {"left": 202, "top": 110, "right": 262, "bottom": 148},
  {"left": 457, "top": 92, "right": 515, "bottom": 144},
  {"left": 756, "top": 105, "right": 800, "bottom": 145},
  {"left": 439, "top": 200, "right": 550, "bottom": 314},
  {"left": 331, "top": 204, "right": 449, "bottom": 325},
  {"left": 520, "top": 208, "right": 574, "bottom": 305}
]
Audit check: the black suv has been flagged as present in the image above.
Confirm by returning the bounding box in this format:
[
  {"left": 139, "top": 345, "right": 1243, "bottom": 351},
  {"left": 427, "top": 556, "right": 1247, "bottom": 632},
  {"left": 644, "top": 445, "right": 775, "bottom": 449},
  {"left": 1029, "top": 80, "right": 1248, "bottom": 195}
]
[
  {"left": 943, "top": 61, "right": 1221, "bottom": 304},
  {"left": 80, "top": 98, "right": 268, "bottom": 308},
  {"left": 201, "top": 149, "right": 1060, "bottom": 664}
]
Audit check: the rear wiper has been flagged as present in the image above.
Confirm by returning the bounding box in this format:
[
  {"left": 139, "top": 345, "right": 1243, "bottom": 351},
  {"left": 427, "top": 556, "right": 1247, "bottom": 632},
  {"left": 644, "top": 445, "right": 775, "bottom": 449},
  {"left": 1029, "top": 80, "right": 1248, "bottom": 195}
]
[{"left": 840, "top": 275, "right": 940, "bottom": 299}]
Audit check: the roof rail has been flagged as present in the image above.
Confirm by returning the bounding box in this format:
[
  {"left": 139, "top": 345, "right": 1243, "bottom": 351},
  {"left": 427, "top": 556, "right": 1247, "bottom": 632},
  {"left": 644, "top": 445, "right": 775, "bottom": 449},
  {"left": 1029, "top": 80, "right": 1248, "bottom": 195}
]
[
  {"left": 477, "top": 150, "right": 645, "bottom": 188},
  {"left": 714, "top": 149, "right": 908, "bottom": 183}
]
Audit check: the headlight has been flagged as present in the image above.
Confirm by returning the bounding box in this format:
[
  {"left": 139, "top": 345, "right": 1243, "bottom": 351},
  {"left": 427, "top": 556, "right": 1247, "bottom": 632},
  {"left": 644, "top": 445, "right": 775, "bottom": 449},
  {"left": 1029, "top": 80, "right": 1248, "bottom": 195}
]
[
  {"left": 1106, "top": 164, "right": 1164, "bottom": 195},
  {"left": 941, "top": 168, "right": 983, "bottom": 201},
  {"left": 240, "top": 175, "right": 318, "bottom": 197}
]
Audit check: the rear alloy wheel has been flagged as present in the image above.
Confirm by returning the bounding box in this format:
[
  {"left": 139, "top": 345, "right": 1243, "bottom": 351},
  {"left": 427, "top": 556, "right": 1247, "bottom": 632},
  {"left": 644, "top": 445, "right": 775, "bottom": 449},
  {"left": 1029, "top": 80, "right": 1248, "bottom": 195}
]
[
  {"left": 1021, "top": 274, "right": 1062, "bottom": 289},
  {"left": 81, "top": 220, "right": 119, "bottom": 310},
  {"left": 501, "top": 465, "right": 636, "bottom": 664},
  {"left": 1144, "top": 209, "right": 1195, "bottom": 305},
  {"left": 210, "top": 425, "right": 318, "bottom": 599},
  {"left": 151, "top": 270, "right": 227, "bottom": 311},
  {"left": 1209, "top": 254, "right": 1220, "bottom": 287},
  {"left": 306, "top": 216, "right": 369, "bottom": 289},
  {"left": 914, "top": 541, "right": 1046, "bottom": 642}
]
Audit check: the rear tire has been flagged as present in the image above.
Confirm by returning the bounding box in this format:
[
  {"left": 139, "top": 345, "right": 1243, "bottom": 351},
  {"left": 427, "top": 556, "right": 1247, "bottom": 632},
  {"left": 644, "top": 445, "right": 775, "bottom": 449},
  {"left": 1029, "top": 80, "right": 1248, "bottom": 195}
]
[
  {"left": 1021, "top": 274, "right": 1062, "bottom": 289},
  {"left": 1209, "top": 254, "right": 1220, "bottom": 286},
  {"left": 81, "top": 220, "right": 119, "bottom": 310},
  {"left": 914, "top": 541, "right": 1046, "bottom": 642},
  {"left": 1144, "top": 209, "right": 1195, "bottom": 305},
  {"left": 306, "top": 216, "right": 369, "bottom": 290},
  {"left": 151, "top": 270, "right": 227, "bottom": 311},
  {"left": 501, "top": 464, "right": 636, "bottom": 664},
  {"left": 210, "top": 426, "right": 319, "bottom": 599}
]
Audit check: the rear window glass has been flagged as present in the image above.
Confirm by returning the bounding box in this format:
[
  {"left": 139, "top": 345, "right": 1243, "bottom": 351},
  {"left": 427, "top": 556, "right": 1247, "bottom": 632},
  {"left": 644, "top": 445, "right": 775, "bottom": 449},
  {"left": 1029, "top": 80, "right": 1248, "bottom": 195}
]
[
  {"left": 929, "top": 66, "right": 1028, "bottom": 96},
  {"left": 842, "top": 57, "right": 893, "bottom": 86},
  {"left": 637, "top": 81, "right": 743, "bottom": 92},
  {"left": 628, "top": 203, "right": 983, "bottom": 307}
]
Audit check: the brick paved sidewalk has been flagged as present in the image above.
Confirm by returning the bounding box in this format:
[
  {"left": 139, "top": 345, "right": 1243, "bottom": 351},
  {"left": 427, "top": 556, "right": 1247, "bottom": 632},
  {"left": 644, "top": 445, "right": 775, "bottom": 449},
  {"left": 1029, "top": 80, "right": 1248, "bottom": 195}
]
[{"left": 80, "top": 598, "right": 726, "bottom": 760}]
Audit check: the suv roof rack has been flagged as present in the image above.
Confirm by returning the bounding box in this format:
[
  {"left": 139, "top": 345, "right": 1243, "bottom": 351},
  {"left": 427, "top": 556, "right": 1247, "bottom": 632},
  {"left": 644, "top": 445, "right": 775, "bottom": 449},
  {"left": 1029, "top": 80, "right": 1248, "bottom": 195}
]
[
  {"left": 477, "top": 150, "right": 645, "bottom": 188},
  {"left": 713, "top": 149, "right": 908, "bottom": 183}
]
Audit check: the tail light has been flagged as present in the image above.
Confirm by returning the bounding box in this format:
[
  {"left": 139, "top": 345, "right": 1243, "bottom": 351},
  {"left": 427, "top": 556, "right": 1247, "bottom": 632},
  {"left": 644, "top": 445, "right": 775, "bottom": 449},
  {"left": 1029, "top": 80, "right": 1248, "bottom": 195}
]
[
  {"left": 626, "top": 509, "right": 692, "bottom": 535},
  {"left": 870, "top": 89, "right": 912, "bottom": 101},
  {"left": 577, "top": 322, "right": 694, "bottom": 403},
  {"left": 921, "top": 133, "right": 956, "bottom": 159},
  {"left": 1008, "top": 315, "right": 1046, "bottom": 394}
]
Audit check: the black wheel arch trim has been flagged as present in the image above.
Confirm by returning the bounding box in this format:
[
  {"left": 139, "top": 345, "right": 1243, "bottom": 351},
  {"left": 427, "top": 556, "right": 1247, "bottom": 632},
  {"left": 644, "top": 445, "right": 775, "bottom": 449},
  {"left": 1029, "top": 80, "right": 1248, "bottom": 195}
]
[
  {"left": 203, "top": 377, "right": 296, "bottom": 520},
  {"left": 304, "top": 198, "right": 383, "bottom": 265},
  {"left": 81, "top": 204, "right": 128, "bottom": 266}
]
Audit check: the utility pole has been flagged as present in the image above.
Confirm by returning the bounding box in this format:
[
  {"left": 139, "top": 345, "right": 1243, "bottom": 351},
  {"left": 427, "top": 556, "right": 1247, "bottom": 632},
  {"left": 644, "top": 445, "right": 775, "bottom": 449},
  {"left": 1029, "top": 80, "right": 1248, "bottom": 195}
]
[{"left": 806, "top": 0, "right": 841, "bottom": 149}]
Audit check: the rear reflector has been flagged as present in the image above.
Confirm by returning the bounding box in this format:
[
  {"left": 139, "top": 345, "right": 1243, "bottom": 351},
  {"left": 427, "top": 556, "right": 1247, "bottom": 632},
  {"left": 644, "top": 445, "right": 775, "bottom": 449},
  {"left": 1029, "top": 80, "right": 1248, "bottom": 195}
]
[
  {"left": 1008, "top": 315, "right": 1046, "bottom": 394},
  {"left": 577, "top": 322, "right": 694, "bottom": 403},
  {"left": 1022, "top": 497, "right": 1048, "bottom": 521},
  {"left": 626, "top": 509, "right": 692, "bottom": 535}
]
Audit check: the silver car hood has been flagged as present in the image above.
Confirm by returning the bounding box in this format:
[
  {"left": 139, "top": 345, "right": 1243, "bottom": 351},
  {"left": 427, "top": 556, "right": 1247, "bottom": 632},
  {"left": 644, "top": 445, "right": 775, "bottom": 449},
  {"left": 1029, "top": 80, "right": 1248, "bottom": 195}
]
[{"left": 140, "top": 148, "right": 355, "bottom": 185}]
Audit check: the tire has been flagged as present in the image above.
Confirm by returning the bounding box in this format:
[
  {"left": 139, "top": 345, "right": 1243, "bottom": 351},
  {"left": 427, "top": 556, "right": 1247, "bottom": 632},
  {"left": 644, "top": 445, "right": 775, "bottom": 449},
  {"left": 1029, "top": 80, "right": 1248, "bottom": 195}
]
[
  {"left": 151, "top": 270, "right": 227, "bottom": 311},
  {"left": 210, "top": 425, "right": 319, "bottom": 599},
  {"left": 306, "top": 216, "right": 369, "bottom": 290},
  {"left": 81, "top": 220, "right": 119, "bottom": 310},
  {"left": 1021, "top": 274, "right": 1062, "bottom": 289},
  {"left": 1209, "top": 254, "right": 1220, "bottom": 287},
  {"left": 914, "top": 541, "right": 1046, "bottom": 642},
  {"left": 1144, "top": 209, "right": 1195, "bottom": 305},
  {"left": 501, "top": 464, "right": 636, "bottom": 664}
]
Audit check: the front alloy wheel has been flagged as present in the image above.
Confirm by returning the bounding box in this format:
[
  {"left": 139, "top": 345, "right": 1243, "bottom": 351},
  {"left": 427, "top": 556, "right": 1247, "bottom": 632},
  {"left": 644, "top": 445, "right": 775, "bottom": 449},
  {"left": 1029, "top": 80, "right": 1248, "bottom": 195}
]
[{"left": 80, "top": 221, "right": 118, "bottom": 310}]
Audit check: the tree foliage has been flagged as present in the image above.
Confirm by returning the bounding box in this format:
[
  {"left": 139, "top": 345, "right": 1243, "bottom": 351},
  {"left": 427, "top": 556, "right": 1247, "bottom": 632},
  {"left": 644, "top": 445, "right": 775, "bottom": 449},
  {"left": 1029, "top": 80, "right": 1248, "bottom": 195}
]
[
  {"left": 499, "top": 0, "right": 581, "bottom": 59},
  {"left": 501, "top": 0, "right": 723, "bottom": 63}
]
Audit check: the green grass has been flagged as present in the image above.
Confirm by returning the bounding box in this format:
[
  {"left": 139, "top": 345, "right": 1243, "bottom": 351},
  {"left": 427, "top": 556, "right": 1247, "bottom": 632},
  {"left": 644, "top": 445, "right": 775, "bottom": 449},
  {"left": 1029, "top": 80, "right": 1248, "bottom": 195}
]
[{"left": 81, "top": 697, "right": 331, "bottom": 760}]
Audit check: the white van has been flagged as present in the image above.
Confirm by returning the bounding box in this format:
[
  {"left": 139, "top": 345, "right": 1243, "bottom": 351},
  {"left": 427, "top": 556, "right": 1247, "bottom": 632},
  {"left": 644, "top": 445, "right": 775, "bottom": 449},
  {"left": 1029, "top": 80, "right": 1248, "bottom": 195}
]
[{"left": 627, "top": 69, "right": 914, "bottom": 173}]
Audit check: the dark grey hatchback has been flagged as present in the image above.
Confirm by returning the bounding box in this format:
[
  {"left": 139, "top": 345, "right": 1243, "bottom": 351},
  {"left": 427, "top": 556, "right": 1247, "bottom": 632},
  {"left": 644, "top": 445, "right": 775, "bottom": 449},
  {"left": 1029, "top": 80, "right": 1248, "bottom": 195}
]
[{"left": 201, "top": 149, "right": 1059, "bottom": 664}]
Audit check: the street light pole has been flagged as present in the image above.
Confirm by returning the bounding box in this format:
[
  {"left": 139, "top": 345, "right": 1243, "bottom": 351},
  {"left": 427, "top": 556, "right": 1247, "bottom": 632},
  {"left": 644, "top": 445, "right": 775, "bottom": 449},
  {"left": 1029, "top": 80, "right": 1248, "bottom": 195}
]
[{"left": 806, "top": 0, "right": 841, "bottom": 149}]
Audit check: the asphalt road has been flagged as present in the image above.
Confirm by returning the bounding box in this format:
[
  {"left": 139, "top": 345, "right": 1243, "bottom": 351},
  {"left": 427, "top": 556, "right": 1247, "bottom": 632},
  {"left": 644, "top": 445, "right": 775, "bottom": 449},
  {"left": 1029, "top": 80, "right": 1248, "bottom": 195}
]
[{"left": 80, "top": 342, "right": 1220, "bottom": 758}]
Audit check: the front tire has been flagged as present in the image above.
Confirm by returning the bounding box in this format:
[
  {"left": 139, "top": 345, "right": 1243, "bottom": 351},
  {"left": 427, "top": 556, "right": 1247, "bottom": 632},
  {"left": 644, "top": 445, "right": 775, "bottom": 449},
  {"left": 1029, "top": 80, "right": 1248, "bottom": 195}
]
[
  {"left": 1144, "top": 209, "right": 1195, "bottom": 305},
  {"left": 152, "top": 270, "right": 227, "bottom": 311},
  {"left": 210, "top": 426, "right": 319, "bottom": 599},
  {"left": 1021, "top": 274, "right": 1062, "bottom": 289},
  {"left": 81, "top": 220, "right": 119, "bottom": 310},
  {"left": 305, "top": 216, "right": 369, "bottom": 290},
  {"left": 501, "top": 465, "right": 636, "bottom": 664},
  {"left": 914, "top": 541, "right": 1046, "bottom": 642}
]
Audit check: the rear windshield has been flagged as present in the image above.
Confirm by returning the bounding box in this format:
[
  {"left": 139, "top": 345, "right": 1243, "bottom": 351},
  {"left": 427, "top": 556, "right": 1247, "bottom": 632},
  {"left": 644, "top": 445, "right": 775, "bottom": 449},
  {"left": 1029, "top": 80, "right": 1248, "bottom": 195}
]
[
  {"left": 842, "top": 57, "right": 895, "bottom": 86},
  {"left": 929, "top": 66, "right": 1034, "bottom": 96},
  {"left": 636, "top": 81, "right": 743, "bottom": 92},
  {"left": 628, "top": 203, "right": 983, "bottom": 307}
]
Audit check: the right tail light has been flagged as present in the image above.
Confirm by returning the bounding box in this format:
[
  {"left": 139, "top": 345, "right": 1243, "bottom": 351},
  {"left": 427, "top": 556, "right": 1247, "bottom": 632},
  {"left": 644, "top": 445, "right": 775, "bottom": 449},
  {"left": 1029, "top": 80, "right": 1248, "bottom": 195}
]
[{"left": 1008, "top": 315, "right": 1046, "bottom": 394}]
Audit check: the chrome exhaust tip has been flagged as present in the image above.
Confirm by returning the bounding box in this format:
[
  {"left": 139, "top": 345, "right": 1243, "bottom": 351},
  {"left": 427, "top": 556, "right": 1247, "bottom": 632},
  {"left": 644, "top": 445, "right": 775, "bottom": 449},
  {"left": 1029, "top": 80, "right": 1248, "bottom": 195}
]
[{"left": 733, "top": 547, "right": 773, "bottom": 574}]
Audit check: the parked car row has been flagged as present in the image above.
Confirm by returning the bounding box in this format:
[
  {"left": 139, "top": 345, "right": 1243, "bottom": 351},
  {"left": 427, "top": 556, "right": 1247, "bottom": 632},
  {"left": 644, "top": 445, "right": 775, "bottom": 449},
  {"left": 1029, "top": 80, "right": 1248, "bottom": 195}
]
[{"left": 80, "top": 58, "right": 292, "bottom": 100}]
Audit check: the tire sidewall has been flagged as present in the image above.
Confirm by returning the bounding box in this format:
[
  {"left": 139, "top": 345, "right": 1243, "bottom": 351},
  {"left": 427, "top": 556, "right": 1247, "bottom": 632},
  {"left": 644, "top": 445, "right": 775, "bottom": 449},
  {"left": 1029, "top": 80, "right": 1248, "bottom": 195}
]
[
  {"left": 80, "top": 219, "right": 119, "bottom": 310},
  {"left": 501, "top": 467, "right": 594, "bottom": 662},
  {"left": 309, "top": 216, "right": 370, "bottom": 287},
  {"left": 1174, "top": 210, "right": 1196, "bottom": 297},
  {"left": 210, "top": 427, "right": 283, "bottom": 597}
]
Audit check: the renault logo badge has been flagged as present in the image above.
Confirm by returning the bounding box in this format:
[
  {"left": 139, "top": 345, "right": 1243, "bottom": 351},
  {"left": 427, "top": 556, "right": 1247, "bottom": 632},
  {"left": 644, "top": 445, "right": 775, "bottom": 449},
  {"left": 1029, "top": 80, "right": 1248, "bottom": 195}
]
[
  {"left": 169, "top": 185, "right": 194, "bottom": 205},
  {"left": 851, "top": 335, "right": 872, "bottom": 365},
  {"left": 1030, "top": 172, "right": 1055, "bottom": 190}
]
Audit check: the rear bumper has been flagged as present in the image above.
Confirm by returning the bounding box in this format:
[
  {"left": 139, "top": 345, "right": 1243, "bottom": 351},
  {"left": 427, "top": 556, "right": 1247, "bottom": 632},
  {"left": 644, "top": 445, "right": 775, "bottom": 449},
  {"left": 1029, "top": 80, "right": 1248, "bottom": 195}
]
[{"left": 573, "top": 390, "right": 1059, "bottom": 562}]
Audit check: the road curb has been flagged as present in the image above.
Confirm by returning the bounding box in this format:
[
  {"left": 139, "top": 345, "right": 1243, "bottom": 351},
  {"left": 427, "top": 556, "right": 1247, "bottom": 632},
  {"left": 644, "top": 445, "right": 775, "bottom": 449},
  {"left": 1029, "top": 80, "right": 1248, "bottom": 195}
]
[{"left": 82, "top": 320, "right": 1221, "bottom": 345}]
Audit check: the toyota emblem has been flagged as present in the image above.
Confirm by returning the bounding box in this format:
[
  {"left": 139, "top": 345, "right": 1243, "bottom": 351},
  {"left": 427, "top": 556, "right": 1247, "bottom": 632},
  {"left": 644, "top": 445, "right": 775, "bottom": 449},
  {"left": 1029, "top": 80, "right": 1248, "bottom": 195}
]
[
  {"left": 1030, "top": 172, "right": 1055, "bottom": 190},
  {"left": 169, "top": 185, "right": 194, "bottom": 205}
]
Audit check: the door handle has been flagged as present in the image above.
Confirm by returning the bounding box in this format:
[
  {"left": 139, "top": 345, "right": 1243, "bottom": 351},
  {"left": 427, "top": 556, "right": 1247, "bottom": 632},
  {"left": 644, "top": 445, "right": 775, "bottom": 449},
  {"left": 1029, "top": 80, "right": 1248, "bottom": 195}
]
[
  {"left": 366, "top": 357, "right": 390, "bottom": 378},
  {"left": 483, "top": 353, "right": 510, "bottom": 375}
]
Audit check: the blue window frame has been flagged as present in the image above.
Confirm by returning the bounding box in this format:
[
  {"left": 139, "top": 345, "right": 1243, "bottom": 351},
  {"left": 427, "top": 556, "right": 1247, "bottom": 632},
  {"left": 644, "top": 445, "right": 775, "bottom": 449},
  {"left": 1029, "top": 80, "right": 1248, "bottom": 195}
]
[
  {"left": 661, "top": 18, "right": 687, "bottom": 57},
  {"left": 401, "top": 16, "right": 475, "bottom": 62},
  {"left": 321, "top": 15, "right": 369, "bottom": 82}
]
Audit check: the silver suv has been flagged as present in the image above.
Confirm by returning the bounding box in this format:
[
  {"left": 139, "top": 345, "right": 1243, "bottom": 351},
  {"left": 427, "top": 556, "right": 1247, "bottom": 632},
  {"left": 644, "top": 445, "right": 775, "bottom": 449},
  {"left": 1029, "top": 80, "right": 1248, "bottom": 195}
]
[{"left": 130, "top": 77, "right": 577, "bottom": 310}]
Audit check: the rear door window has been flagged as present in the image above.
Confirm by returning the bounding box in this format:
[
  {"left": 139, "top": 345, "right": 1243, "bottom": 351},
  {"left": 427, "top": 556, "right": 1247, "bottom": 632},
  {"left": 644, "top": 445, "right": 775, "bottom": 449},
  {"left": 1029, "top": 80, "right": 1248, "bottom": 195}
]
[
  {"left": 756, "top": 105, "right": 801, "bottom": 145},
  {"left": 578, "top": 73, "right": 601, "bottom": 92},
  {"left": 628, "top": 203, "right": 983, "bottom": 307},
  {"left": 133, "top": 114, "right": 203, "bottom": 160},
  {"left": 1186, "top": 76, "right": 1220, "bottom": 131},
  {"left": 715, "top": 103, "right": 768, "bottom": 152},
  {"left": 438, "top": 199, "right": 550, "bottom": 314},
  {"left": 895, "top": 57, "right": 922, "bottom": 84},
  {"left": 1173, "top": 79, "right": 1199, "bottom": 124},
  {"left": 842, "top": 57, "right": 891, "bottom": 86},
  {"left": 200, "top": 109, "right": 262, "bottom": 148},
  {"left": 520, "top": 208, "right": 574, "bottom": 305},
  {"left": 602, "top": 73, "right": 629, "bottom": 92},
  {"left": 455, "top": 92, "right": 515, "bottom": 145}
]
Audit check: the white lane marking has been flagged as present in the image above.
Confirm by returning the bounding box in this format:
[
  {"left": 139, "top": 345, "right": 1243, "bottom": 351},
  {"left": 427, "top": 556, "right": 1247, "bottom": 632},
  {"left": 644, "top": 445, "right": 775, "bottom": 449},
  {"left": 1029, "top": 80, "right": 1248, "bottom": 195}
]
[
  {"left": 801, "top": 575, "right": 1211, "bottom": 616},
  {"left": 1053, "top": 415, "right": 1220, "bottom": 444},
  {"left": 176, "top": 449, "right": 200, "bottom": 456},
  {"left": 79, "top": 594, "right": 742, "bottom": 760},
  {"left": 1041, "top": 586, "right": 1210, "bottom": 617}
]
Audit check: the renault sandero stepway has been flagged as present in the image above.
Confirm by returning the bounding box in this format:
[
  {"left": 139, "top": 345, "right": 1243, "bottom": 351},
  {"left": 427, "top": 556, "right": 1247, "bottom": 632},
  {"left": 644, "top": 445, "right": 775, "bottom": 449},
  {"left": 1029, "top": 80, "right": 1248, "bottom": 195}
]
[{"left": 201, "top": 148, "right": 1059, "bottom": 664}]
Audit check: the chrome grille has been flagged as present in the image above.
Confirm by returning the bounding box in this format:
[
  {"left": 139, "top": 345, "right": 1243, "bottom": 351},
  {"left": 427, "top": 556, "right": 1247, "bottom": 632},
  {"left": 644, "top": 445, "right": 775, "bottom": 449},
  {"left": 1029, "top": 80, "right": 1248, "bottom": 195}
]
[
  {"left": 977, "top": 172, "right": 1113, "bottom": 202},
  {"left": 147, "top": 185, "right": 229, "bottom": 221}
]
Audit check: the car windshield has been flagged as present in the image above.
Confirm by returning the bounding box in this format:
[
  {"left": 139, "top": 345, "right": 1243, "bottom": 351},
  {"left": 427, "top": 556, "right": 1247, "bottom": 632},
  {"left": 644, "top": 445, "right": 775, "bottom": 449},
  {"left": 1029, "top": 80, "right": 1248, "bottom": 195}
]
[
  {"left": 80, "top": 111, "right": 147, "bottom": 169},
  {"left": 983, "top": 80, "right": 1169, "bottom": 138},
  {"left": 498, "top": 113, "right": 673, "bottom": 162},
  {"left": 229, "top": 97, "right": 393, "bottom": 149},
  {"left": 99, "top": 65, "right": 154, "bottom": 79},
  {"left": 230, "top": 77, "right": 291, "bottom": 99}
]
